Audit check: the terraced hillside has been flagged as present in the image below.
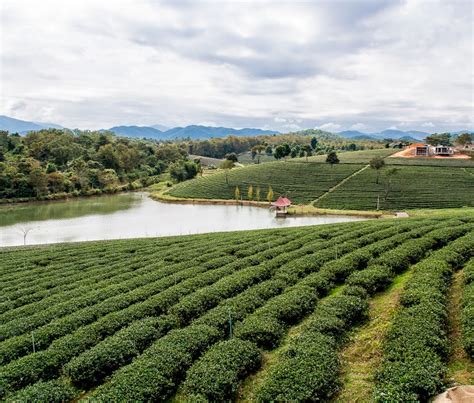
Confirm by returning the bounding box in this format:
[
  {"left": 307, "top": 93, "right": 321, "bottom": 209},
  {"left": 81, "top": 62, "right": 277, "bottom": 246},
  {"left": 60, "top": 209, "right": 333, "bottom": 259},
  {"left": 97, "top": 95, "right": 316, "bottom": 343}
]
[
  {"left": 1, "top": 215, "right": 473, "bottom": 401},
  {"left": 169, "top": 161, "right": 364, "bottom": 204},
  {"left": 167, "top": 149, "right": 474, "bottom": 210}
]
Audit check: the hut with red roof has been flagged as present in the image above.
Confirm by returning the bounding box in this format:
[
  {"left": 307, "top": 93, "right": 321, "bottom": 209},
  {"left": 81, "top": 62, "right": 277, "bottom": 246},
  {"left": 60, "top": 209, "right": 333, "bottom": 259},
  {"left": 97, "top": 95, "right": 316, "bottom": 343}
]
[{"left": 271, "top": 196, "right": 292, "bottom": 217}]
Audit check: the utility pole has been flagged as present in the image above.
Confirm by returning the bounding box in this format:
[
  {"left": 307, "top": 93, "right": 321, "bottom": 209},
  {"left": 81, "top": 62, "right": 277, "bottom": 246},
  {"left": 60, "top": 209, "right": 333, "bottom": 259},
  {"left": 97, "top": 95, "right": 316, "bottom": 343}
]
[
  {"left": 228, "top": 308, "right": 233, "bottom": 338},
  {"left": 31, "top": 332, "right": 36, "bottom": 353}
]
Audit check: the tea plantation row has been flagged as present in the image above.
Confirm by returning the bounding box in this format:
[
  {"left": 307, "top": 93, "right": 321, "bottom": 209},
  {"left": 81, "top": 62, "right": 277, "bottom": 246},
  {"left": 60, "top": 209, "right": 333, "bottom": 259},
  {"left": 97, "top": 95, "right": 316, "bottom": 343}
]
[{"left": 1, "top": 215, "right": 473, "bottom": 401}]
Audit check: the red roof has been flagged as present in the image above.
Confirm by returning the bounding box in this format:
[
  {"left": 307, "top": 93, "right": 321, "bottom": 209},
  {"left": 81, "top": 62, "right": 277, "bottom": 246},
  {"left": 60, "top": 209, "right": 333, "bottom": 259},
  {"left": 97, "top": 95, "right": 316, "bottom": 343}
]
[{"left": 271, "top": 196, "right": 292, "bottom": 207}]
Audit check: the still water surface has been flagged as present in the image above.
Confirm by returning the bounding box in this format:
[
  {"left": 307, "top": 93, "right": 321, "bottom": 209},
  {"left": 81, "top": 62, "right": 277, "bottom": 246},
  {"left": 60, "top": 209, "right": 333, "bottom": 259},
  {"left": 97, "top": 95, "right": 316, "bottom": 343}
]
[{"left": 0, "top": 193, "right": 368, "bottom": 247}]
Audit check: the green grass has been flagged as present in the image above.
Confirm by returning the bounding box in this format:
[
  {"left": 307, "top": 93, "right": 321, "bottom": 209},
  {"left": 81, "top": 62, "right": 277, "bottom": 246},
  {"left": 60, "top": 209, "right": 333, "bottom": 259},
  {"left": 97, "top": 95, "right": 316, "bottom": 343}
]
[
  {"left": 445, "top": 267, "right": 474, "bottom": 386},
  {"left": 387, "top": 156, "right": 474, "bottom": 167},
  {"left": 335, "top": 270, "right": 413, "bottom": 402},
  {"left": 237, "top": 152, "right": 276, "bottom": 165},
  {"left": 168, "top": 161, "right": 364, "bottom": 204},
  {"left": 305, "top": 148, "right": 396, "bottom": 164}
]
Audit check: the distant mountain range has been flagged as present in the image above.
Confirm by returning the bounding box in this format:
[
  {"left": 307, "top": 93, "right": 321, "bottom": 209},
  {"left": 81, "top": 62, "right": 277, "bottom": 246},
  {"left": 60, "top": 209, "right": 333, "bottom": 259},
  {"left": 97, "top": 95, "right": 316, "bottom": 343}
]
[
  {"left": 0, "top": 115, "right": 63, "bottom": 134},
  {"left": 337, "top": 129, "right": 432, "bottom": 142},
  {"left": 108, "top": 124, "right": 279, "bottom": 140},
  {"left": 0, "top": 115, "right": 278, "bottom": 139},
  {"left": 1, "top": 115, "right": 472, "bottom": 141}
]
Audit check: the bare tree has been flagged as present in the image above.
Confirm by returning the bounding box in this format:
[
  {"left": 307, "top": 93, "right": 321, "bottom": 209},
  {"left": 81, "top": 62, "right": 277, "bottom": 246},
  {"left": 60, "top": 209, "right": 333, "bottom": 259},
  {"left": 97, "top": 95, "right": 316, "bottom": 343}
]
[
  {"left": 384, "top": 168, "right": 399, "bottom": 202},
  {"left": 19, "top": 227, "right": 34, "bottom": 246}
]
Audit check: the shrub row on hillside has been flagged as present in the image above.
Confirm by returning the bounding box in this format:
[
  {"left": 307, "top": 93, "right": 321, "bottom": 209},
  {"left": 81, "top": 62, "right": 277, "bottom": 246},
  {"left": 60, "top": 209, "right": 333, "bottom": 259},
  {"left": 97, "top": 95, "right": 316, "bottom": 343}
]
[
  {"left": 5, "top": 379, "right": 77, "bottom": 403},
  {"left": 177, "top": 222, "right": 451, "bottom": 400},
  {"left": 462, "top": 258, "right": 474, "bottom": 357},
  {"left": 374, "top": 231, "right": 474, "bottom": 401},
  {"left": 63, "top": 316, "right": 178, "bottom": 388},
  {"left": 93, "top": 325, "right": 220, "bottom": 401},
  {"left": 61, "top": 227, "right": 373, "bottom": 390},
  {"left": 233, "top": 222, "right": 426, "bottom": 350},
  {"left": 256, "top": 225, "right": 472, "bottom": 401},
  {"left": 182, "top": 339, "right": 261, "bottom": 401},
  {"left": 0, "top": 239, "right": 294, "bottom": 395},
  {"left": 1, "top": 236, "right": 201, "bottom": 303},
  {"left": 1, "top": 228, "right": 352, "bottom": 395},
  {"left": 87, "top": 222, "right": 402, "bottom": 399},
  {"left": 1, "top": 236, "right": 237, "bottom": 316},
  {"left": 0, "top": 234, "right": 291, "bottom": 364},
  {"left": 257, "top": 293, "right": 369, "bottom": 401}
]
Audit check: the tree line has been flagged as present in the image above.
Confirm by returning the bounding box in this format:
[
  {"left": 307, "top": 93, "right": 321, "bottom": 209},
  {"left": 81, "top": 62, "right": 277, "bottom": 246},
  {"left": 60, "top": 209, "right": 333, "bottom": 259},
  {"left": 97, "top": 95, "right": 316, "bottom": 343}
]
[{"left": 0, "top": 129, "right": 190, "bottom": 201}]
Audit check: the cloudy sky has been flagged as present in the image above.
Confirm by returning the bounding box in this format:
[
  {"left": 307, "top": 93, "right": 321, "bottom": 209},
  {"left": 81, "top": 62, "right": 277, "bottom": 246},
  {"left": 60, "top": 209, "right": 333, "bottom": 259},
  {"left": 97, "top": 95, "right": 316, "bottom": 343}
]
[{"left": 1, "top": 0, "right": 472, "bottom": 132}]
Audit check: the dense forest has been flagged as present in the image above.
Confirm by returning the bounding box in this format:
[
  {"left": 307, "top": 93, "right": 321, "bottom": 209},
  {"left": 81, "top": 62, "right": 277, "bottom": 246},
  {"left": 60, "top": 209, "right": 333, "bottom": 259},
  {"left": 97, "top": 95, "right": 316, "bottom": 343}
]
[{"left": 0, "top": 129, "right": 188, "bottom": 201}]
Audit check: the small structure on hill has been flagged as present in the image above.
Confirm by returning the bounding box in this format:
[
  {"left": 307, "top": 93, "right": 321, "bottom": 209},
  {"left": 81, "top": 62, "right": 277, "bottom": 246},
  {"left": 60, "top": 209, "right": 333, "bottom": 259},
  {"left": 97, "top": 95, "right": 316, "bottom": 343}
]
[
  {"left": 411, "top": 143, "right": 455, "bottom": 157},
  {"left": 271, "top": 196, "right": 292, "bottom": 217},
  {"left": 413, "top": 143, "right": 430, "bottom": 156},
  {"left": 434, "top": 145, "right": 454, "bottom": 156}
]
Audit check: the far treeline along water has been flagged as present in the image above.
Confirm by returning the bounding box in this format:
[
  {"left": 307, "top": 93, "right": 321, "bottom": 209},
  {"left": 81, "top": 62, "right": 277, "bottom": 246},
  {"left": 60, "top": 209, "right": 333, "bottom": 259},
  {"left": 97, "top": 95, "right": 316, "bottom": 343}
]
[{"left": 1, "top": 215, "right": 473, "bottom": 401}]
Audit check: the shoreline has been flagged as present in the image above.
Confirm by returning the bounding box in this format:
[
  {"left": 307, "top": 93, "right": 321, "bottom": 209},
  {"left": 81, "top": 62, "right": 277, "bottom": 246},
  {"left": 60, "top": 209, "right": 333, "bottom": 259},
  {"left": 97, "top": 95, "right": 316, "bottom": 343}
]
[{"left": 150, "top": 191, "right": 387, "bottom": 218}]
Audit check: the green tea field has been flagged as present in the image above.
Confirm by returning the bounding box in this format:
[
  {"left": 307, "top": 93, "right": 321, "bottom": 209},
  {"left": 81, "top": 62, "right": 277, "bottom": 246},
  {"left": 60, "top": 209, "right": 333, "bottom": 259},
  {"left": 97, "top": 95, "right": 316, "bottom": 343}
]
[
  {"left": 169, "top": 161, "right": 365, "bottom": 204},
  {"left": 1, "top": 216, "right": 473, "bottom": 401}
]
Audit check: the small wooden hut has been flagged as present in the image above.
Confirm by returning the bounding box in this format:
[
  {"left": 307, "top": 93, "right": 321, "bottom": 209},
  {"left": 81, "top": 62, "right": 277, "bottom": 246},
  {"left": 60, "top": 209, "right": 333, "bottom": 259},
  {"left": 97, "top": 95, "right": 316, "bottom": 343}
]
[{"left": 271, "top": 196, "right": 292, "bottom": 217}]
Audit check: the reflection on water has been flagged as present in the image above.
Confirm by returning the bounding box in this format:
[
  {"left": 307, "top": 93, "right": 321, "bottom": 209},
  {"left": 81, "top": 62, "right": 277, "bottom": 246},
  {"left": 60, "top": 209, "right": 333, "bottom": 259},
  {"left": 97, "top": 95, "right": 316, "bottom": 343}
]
[
  {"left": 0, "top": 193, "right": 139, "bottom": 227},
  {"left": 0, "top": 193, "right": 368, "bottom": 247}
]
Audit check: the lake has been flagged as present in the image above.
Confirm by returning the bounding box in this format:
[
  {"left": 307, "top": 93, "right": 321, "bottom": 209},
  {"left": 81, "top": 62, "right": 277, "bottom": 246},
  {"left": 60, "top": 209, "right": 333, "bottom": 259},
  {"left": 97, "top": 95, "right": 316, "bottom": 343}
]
[{"left": 0, "top": 192, "right": 368, "bottom": 247}]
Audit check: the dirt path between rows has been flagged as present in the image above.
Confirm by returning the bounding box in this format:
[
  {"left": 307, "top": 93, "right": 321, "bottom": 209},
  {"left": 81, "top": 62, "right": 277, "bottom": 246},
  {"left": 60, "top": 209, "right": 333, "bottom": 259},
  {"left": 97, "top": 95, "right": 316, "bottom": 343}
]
[
  {"left": 313, "top": 164, "right": 369, "bottom": 205},
  {"left": 333, "top": 270, "right": 413, "bottom": 402},
  {"left": 446, "top": 268, "right": 474, "bottom": 385}
]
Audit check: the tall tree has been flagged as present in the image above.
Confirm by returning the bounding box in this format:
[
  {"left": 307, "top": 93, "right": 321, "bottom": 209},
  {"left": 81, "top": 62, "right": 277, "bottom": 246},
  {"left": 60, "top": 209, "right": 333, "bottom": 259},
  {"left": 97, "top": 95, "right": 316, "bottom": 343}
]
[
  {"left": 369, "top": 156, "right": 385, "bottom": 184},
  {"left": 220, "top": 159, "right": 235, "bottom": 185},
  {"left": 455, "top": 133, "right": 473, "bottom": 146},
  {"left": 326, "top": 151, "right": 340, "bottom": 166},
  {"left": 425, "top": 133, "right": 452, "bottom": 146},
  {"left": 267, "top": 186, "right": 274, "bottom": 202}
]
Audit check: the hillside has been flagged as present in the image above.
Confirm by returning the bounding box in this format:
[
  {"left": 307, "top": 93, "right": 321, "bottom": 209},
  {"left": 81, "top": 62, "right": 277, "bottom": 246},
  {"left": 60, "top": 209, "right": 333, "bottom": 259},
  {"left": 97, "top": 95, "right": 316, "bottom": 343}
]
[
  {"left": 169, "top": 161, "right": 365, "bottom": 204},
  {"left": 1, "top": 215, "right": 473, "bottom": 401},
  {"left": 108, "top": 125, "right": 163, "bottom": 138},
  {"left": 167, "top": 149, "right": 474, "bottom": 210}
]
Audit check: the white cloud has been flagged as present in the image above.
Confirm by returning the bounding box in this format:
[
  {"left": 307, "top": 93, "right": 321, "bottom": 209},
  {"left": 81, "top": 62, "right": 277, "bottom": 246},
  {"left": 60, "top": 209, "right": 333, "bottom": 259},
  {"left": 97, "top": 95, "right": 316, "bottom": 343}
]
[
  {"left": 388, "top": 126, "right": 399, "bottom": 130},
  {"left": 316, "top": 122, "right": 342, "bottom": 132},
  {"left": 422, "top": 122, "right": 435, "bottom": 128},
  {"left": 0, "top": 0, "right": 472, "bottom": 132},
  {"left": 349, "top": 123, "right": 367, "bottom": 131},
  {"left": 283, "top": 123, "right": 301, "bottom": 131}
]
